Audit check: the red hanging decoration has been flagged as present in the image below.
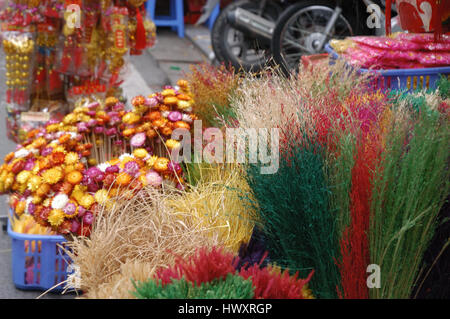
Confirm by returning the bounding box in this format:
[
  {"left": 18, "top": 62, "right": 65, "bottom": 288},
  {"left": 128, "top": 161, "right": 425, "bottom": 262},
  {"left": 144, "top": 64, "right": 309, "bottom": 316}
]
[
  {"left": 135, "top": 7, "right": 147, "bottom": 50},
  {"left": 35, "top": 68, "right": 46, "bottom": 86},
  {"left": 385, "top": 0, "right": 392, "bottom": 35},
  {"left": 6, "top": 89, "right": 12, "bottom": 104},
  {"left": 49, "top": 69, "right": 63, "bottom": 91},
  {"left": 109, "top": 72, "right": 119, "bottom": 87},
  {"left": 13, "top": 88, "right": 19, "bottom": 104},
  {"left": 434, "top": 0, "right": 443, "bottom": 41},
  {"left": 59, "top": 48, "right": 72, "bottom": 73},
  {"left": 73, "top": 47, "right": 83, "bottom": 68},
  {"left": 20, "top": 89, "right": 26, "bottom": 105}
]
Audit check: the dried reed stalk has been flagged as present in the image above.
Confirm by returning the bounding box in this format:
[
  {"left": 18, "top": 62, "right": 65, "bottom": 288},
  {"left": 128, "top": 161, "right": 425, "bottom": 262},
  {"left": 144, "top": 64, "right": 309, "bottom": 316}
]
[
  {"left": 166, "top": 163, "right": 257, "bottom": 253},
  {"left": 66, "top": 186, "right": 223, "bottom": 298}
]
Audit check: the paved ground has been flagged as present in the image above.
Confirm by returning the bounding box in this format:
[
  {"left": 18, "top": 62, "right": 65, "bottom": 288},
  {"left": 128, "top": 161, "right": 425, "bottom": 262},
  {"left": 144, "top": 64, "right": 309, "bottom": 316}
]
[{"left": 0, "top": 27, "right": 208, "bottom": 299}]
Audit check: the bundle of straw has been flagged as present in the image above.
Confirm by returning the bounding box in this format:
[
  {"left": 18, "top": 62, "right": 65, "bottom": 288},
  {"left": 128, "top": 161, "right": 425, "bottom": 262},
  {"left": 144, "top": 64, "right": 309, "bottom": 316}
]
[
  {"left": 66, "top": 186, "right": 223, "bottom": 298},
  {"left": 167, "top": 163, "right": 257, "bottom": 253}
]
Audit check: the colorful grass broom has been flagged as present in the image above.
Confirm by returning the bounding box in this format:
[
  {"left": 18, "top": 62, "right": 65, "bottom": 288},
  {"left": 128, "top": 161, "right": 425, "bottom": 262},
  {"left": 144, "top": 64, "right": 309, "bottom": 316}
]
[
  {"left": 245, "top": 131, "right": 340, "bottom": 299},
  {"left": 369, "top": 99, "right": 449, "bottom": 299}
]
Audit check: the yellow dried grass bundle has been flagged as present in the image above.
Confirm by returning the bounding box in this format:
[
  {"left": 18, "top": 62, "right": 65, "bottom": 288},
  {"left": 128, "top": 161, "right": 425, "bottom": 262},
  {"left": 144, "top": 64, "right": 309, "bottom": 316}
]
[
  {"left": 166, "top": 163, "right": 257, "bottom": 253},
  {"left": 82, "top": 260, "right": 156, "bottom": 299}
]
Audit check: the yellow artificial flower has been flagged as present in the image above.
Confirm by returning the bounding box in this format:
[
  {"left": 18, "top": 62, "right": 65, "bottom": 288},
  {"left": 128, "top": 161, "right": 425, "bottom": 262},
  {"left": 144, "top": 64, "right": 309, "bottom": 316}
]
[
  {"left": 64, "top": 152, "right": 79, "bottom": 165},
  {"left": 27, "top": 175, "right": 42, "bottom": 191},
  {"left": 302, "top": 285, "right": 315, "bottom": 299},
  {"left": 53, "top": 146, "right": 66, "bottom": 153},
  {"left": 94, "top": 189, "right": 109, "bottom": 205},
  {"left": 32, "top": 163, "right": 41, "bottom": 174},
  {"left": 63, "top": 113, "right": 77, "bottom": 125},
  {"left": 96, "top": 111, "right": 107, "bottom": 118},
  {"left": 48, "top": 209, "right": 65, "bottom": 227},
  {"left": 105, "top": 96, "right": 119, "bottom": 107},
  {"left": 72, "top": 106, "right": 85, "bottom": 114},
  {"left": 42, "top": 167, "right": 63, "bottom": 184},
  {"left": 80, "top": 194, "right": 95, "bottom": 209},
  {"left": 16, "top": 171, "right": 31, "bottom": 184},
  {"left": 133, "top": 148, "right": 148, "bottom": 159},
  {"left": 166, "top": 139, "right": 181, "bottom": 150},
  {"left": 64, "top": 165, "right": 75, "bottom": 175},
  {"left": 146, "top": 155, "right": 158, "bottom": 169},
  {"left": 42, "top": 198, "right": 51, "bottom": 207},
  {"left": 122, "top": 112, "right": 141, "bottom": 125},
  {"left": 72, "top": 185, "right": 87, "bottom": 203},
  {"left": 139, "top": 174, "right": 148, "bottom": 186},
  {"left": 46, "top": 124, "right": 60, "bottom": 133},
  {"left": 161, "top": 89, "right": 175, "bottom": 97},
  {"left": 108, "top": 158, "right": 120, "bottom": 166},
  {"left": 32, "top": 196, "right": 43, "bottom": 204},
  {"left": 177, "top": 100, "right": 192, "bottom": 110},
  {"left": 30, "top": 137, "right": 47, "bottom": 149},
  {"left": 15, "top": 201, "right": 26, "bottom": 216}
]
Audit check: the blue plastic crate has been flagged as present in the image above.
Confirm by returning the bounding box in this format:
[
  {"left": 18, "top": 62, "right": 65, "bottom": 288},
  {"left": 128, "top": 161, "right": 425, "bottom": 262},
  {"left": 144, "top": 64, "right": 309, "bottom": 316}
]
[
  {"left": 7, "top": 214, "right": 72, "bottom": 292},
  {"left": 325, "top": 44, "right": 450, "bottom": 91}
]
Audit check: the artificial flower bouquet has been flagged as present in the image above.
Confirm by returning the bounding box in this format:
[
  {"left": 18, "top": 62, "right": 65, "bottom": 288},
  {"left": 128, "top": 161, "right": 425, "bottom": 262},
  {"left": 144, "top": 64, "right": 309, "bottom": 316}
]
[{"left": 1, "top": 80, "right": 196, "bottom": 238}]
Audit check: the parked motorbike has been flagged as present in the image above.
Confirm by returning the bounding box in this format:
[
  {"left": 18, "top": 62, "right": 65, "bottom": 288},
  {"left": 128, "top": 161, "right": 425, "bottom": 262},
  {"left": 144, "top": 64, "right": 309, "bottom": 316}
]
[
  {"left": 206, "top": 0, "right": 400, "bottom": 73},
  {"left": 271, "top": 0, "right": 401, "bottom": 73},
  {"left": 208, "top": 0, "right": 291, "bottom": 72}
]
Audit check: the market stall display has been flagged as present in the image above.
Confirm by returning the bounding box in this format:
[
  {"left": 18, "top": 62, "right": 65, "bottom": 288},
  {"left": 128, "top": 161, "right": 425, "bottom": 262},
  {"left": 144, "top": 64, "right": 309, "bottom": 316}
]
[
  {"left": 44, "top": 63, "right": 447, "bottom": 299},
  {"left": 0, "top": 0, "right": 156, "bottom": 143}
]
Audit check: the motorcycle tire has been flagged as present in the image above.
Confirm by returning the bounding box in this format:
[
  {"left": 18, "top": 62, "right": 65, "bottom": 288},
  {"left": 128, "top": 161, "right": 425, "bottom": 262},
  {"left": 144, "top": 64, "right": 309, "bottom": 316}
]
[
  {"left": 271, "top": 0, "right": 357, "bottom": 75},
  {"left": 211, "top": 0, "right": 281, "bottom": 73}
]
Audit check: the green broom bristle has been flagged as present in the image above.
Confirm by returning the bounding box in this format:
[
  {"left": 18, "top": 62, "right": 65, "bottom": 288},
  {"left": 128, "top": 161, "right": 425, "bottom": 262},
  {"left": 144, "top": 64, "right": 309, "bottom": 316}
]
[
  {"left": 369, "top": 101, "right": 450, "bottom": 299},
  {"left": 245, "top": 135, "right": 340, "bottom": 299},
  {"left": 132, "top": 274, "right": 254, "bottom": 299}
]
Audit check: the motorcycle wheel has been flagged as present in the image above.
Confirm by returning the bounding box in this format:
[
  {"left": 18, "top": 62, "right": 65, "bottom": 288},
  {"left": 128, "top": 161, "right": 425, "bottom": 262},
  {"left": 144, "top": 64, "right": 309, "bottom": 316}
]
[
  {"left": 211, "top": 0, "right": 281, "bottom": 73},
  {"left": 271, "top": 0, "right": 355, "bottom": 75}
]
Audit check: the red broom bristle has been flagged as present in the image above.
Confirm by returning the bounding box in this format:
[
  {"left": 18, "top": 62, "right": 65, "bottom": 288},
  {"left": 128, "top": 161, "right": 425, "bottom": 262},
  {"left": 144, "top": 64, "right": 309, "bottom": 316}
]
[
  {"left": 240, "top": 265, "right": 314, "bottom": 299},
  {"left": 338, "top": 136, "right": 381, "bottom": 299},
  {"left": 156, "top": 247, "right": 237, "bottom": 286}
]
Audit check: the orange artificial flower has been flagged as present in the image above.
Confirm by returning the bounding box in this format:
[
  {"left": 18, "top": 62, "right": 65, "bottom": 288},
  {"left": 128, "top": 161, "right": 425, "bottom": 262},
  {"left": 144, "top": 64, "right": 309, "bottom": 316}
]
[
  {"left": 116, "top": 173, "right": 132, "bottom": 186},
  {"left": 147, "top": 111, "right": 161, "bottom": 122},
  {"left": 174, "top": 121, "right": 191, "bottom": 130},
  {"left": 36, "top": 183, "right": 51, "bottom": 197},
  {"left": 58, "top": 134, "right": 71, "bottom": 144},
  {"left": 66, "top": 171, "right": 83, "bottom": 185}
]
